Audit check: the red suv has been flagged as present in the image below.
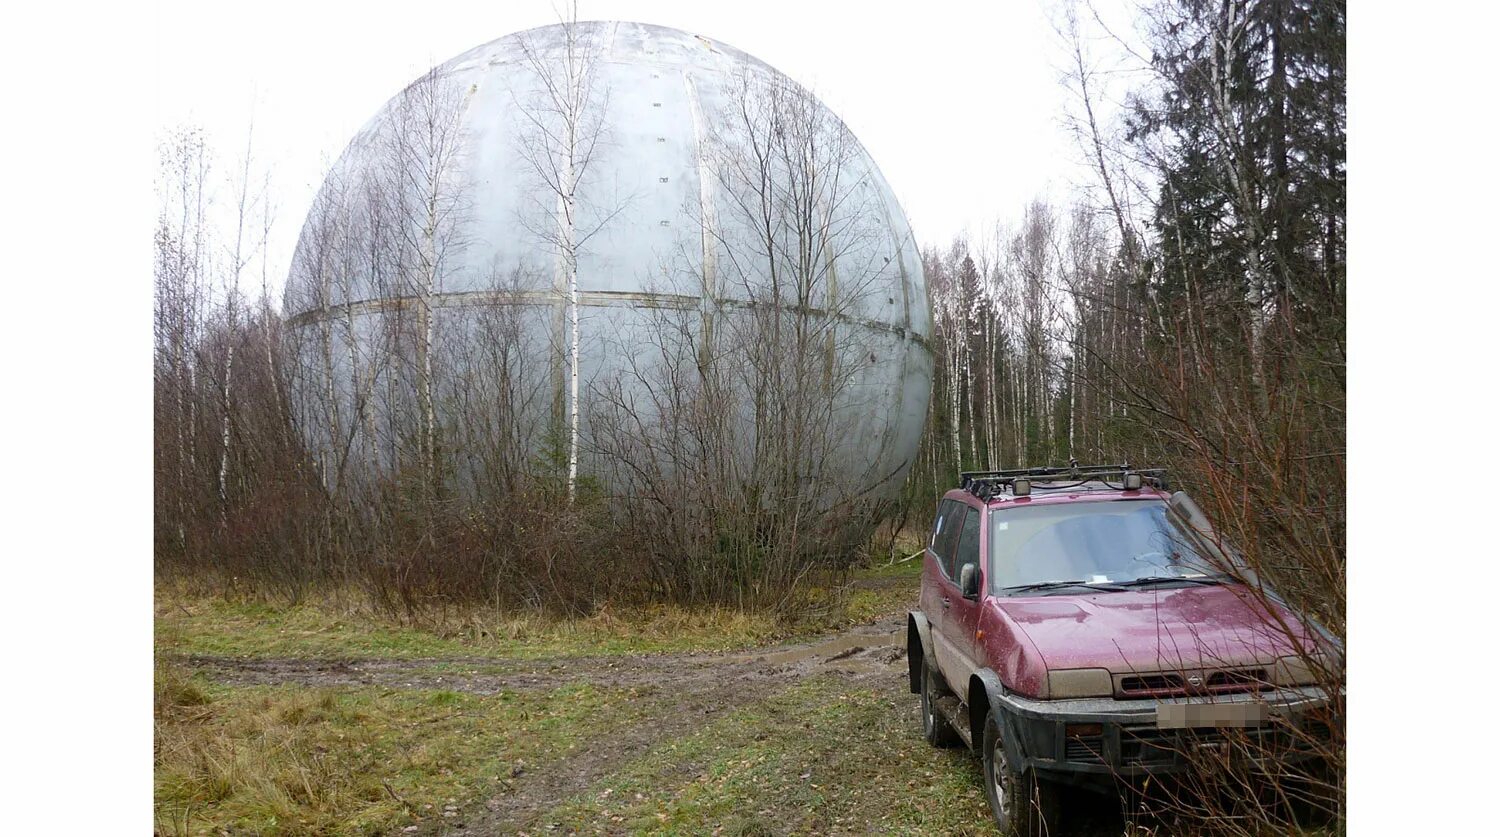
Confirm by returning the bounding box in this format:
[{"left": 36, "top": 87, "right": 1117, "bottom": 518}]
[{"left": 907, "top": 465, "right": 1340, "bottom": 834}]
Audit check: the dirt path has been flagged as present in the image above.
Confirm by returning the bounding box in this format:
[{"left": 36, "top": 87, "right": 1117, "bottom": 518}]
[
  {"left": 177, "top": 608, "right": 1131, "bottom": 836},
  {"left": 180, "top": 614, "right": 911, "bottom": 835},
  {"left": 182, "top": 613, "right": 905, "bottom": 695}
]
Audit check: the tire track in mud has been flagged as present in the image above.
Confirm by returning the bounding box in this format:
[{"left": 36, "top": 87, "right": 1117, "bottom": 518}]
[
  {"left": 178, "top": 614, "right": 911, "bottom": 835},
  {"left": 181, "top": 614, "right": 907, "bottom": 696},
  {"left": 459, "top": 673, "right": 799, "bottom": 835},
  {"left": 458, "top": 617, "right": 910, "bottom": 836}
]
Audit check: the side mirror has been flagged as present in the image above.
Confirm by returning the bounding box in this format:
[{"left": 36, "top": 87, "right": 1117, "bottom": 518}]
[{"left": 959, "top": 563, "right": 980, "bottom": 599}]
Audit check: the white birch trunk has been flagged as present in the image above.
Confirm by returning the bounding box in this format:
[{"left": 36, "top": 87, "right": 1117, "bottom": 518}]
[
  {"left": 421, "top": 182, "right": 440, "bottom": 487},
  {"left": 218, "top": 342, "right": 234, "bottom": 511},
  {"left": 946, "top": 315, "right": 962, "bottom": 473},
  {"left": 565, "top": 157, "right": 580, "bottom": 502},
  {"left": 321, "top": 276, "right": 340, "bottom": 483},
  {"left": 1068, "top": 354, "right": 1077, "bottom": 455},
  {"left": 1018, "top": 364, "right": 1028, "bottom": 465},
  {"left": 422, "top": 293, "right": 435, "bottom": 478},
  {"left": 963, "top": 330, "right": 977, "bottom": 469},
  {"left": 984, "top": 315, "right": 997, "bottom": 469}
]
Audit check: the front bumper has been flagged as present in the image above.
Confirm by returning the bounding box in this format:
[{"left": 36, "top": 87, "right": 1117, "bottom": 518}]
[{"left": 993, "top": 685, "right": 1338, "bottom": 780}]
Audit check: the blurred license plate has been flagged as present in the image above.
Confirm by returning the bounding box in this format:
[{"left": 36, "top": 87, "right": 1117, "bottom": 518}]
[{"left": 1158, "top": 702, "right": 1267, "bottom": 729}]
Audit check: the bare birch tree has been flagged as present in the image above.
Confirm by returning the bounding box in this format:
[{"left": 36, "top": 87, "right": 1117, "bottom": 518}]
[
  {"left": 378, "top": 66, "right": 473, "bottom": 491},
  {"left": 154, "top": 127, "right": 211, "bottom": 551},
  {"left": 283, "top": 65, "right": 471, "bottom": 502},
  {"left": 215, "top": 118, "right": 272, "bottom": 515},
  {"left": 512, "top": 6, "right": 624, "bottom": 502}
]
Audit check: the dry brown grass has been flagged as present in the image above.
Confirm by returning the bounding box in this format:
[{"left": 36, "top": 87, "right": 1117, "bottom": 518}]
[
  {"left": 153, "top": 659, "right": 651, "bottom": 835},
  {"left": 152, "top": 560, "right": 928, "bottom": 835},
  {"left": 155, "top": 558, "right": 917, "bottom": 663}
]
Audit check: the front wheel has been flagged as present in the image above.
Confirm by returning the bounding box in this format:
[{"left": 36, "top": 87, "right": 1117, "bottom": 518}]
[
  {"left": 919, "top": 662, "right": 959, "bottom": 747},
  {"left": 982, "top": 708, "right": 1059, "bottom": 836}
]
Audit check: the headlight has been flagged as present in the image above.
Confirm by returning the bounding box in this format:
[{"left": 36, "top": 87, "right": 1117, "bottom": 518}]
[
  {"left": 1046, "top": 668, "right": 1113, "bottom": 698},
  {"left": 1271, "top": 654, "right": 1322, "bottom": 686}
]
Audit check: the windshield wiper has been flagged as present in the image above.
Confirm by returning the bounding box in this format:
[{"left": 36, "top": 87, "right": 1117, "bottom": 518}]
[
  {"left": 1002, "top": 580, "right": 1128, "bottom": 594},
  {"left": 1115, "top": 575, "right": 1226, "bottom": 589}
]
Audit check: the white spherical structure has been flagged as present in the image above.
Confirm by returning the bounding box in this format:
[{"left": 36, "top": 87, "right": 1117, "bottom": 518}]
[{"left": 285, "top": 21, "right": 931, "bottom": 506}]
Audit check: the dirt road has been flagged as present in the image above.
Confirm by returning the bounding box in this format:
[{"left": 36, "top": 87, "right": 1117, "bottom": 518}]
[
  {"left": 184, "top": 613, "right": 907, "bottom": 697},
  {"left": 171, "top": 560, "right": 1147, "bottom": 837},
  {"left": 182, "top": 614, "right": 923, "bottom": 834}
]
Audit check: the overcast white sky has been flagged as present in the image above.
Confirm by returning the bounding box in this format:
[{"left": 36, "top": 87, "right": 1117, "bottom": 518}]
[{"left": 153, "top": 0, "right": 1137, "bottom": 294}]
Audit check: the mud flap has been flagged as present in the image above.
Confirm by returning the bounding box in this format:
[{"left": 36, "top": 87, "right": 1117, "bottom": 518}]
[
  {"left": 907, "top": 612, "right": 935, "bottom": 694},
  {"left": 973, "top": 669, "right": 1030, "bottom": 770}
]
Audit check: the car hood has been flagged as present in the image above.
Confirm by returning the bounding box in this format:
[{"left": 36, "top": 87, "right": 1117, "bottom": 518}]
[{"left": 997, "top": 584, "right": 1314, "bottom": 673}]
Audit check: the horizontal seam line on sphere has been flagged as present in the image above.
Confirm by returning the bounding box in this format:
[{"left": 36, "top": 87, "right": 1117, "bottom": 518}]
[{"left": 286, "top": 289, "right": 933, "bottom": 349}]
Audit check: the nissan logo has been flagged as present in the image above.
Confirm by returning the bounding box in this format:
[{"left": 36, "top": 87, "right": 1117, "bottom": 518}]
[{"left": 1187, "top": 675, "right": 1203, "bottom": 687}]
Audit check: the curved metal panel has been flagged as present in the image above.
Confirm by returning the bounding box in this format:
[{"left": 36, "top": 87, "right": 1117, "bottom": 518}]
[{"left": 284, "top": 21, "right": 933, "bottom": 504}]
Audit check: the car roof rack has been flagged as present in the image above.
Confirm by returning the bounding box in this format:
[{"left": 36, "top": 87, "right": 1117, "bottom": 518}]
[{"left": 959, "top": 462, "right": 1169, "bottom": 501}]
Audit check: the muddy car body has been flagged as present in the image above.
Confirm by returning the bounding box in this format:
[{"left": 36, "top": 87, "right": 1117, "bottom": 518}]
[{"left": 906, "top": 465, "right": 1340, "bottom": 834}]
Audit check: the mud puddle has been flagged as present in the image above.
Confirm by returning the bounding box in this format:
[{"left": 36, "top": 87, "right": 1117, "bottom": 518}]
[{"left": 742, "top": 626, "right": 903, "bottom": 674}]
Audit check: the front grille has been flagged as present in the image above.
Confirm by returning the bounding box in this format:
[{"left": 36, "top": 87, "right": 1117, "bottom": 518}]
[
  {"left": 1126, "top": 725, "right": 1285, "bottom": 762},
  {"left": 1207, "top": 668, "right": 1268, "bottom": 689},
  {"left": 1064, "top": 735, "right": 1105, "bottom": 764},
  {"left": 1120, "top": 728, "right": 1178, "bottom": 764},
  {"left": 1119, "top": 668, "right": 1272, "bottom": 697},
  {"left": 1111, "top": 714, "right": 1334, "bottom": 767},
  {"left": 1120, "top": 673, "right": 1184, "bottom": 693}
]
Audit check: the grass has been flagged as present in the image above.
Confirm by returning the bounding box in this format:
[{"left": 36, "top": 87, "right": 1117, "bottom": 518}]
[
  {"left": 538, "top": 673, "right": 993, "bottom": 835},
  {"left": 841, "top": 558, "right": 922, "bottom": 624},
  {"left": 155, "top": 561, "right": 921, "bottom": 663},
  {"left": 156, "top": 591, "right": 783, "bottom": 660},
  {"left": 153, "top": 668, "right": 1000, "bottom": 836},
  {"left": 155, "top": 546, "right": 1339, "bottom": 836},
  {"left": 853, "top": 555, "right": 925, "bottom": 582},
  {"left": 154, "top": 660, "right": 655, "bottom": 835},
  {"left": 153, "top": 557, "right": 997, "bottom": 836}
]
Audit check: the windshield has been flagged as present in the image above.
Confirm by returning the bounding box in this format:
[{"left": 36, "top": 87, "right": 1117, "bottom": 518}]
[{"left": 989, "top": 499, "right": 1224, "bottom": 592}]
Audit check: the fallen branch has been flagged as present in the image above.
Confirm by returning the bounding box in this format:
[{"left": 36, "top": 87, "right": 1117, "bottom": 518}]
[{"left": 892, "top": 549, "right": 924, "bottom": 565}]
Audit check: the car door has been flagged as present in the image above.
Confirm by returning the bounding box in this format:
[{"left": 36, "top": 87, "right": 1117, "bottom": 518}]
[
  {"left": 923, "top": 499, "right": 961, "bottom": 683},
  {"left": 932, "top": 502, "right": 975, "bottom": 691},
  {"left": 943, "top": 505, "right": 986, "bottom": 687}
]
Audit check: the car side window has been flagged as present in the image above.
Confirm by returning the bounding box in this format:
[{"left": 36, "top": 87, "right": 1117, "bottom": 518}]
[
  {"left": 955, "top": 507, "right": 981, "bottom": 580},
  {"left": 930, "top": 500, "right": 951, "bottom": 551},
  {"left": 932, "top": 500, "right": 963, "bottom": 579}
]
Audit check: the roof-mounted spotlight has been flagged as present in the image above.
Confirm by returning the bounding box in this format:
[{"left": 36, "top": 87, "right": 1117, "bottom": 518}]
[
  {"left": 1012, "top": 478, "right": 1031, "bottom": 497},
  {"left": 1123, "top": 472, "right": 1143, "bottom": 490}
]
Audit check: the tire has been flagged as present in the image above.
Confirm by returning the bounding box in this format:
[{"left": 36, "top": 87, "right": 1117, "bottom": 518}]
[
  {"left": 919, "top": 661, "right": 960, "bottom": 747},
  {"left": 982, "top": 708, "right": 1059, "bottom": 836}
]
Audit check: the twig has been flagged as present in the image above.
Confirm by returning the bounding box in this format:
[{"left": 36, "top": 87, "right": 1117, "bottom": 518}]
[{"left": 382, "top": 779, "right": 409, "bottom": 809}]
